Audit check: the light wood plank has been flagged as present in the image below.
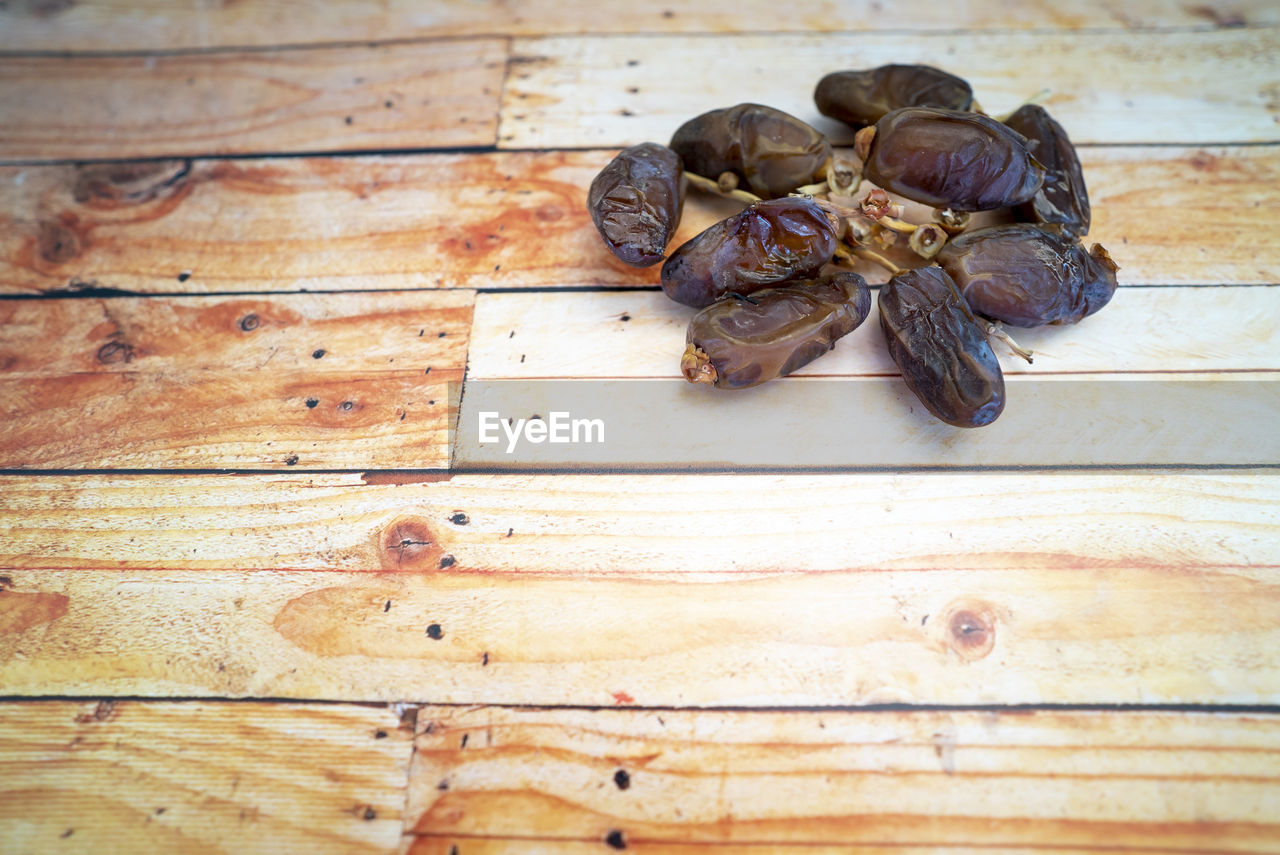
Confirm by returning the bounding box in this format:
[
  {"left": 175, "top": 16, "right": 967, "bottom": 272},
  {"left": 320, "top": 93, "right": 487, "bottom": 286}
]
[
  {"left": 1, "top": 563, "right": 1277, "bottom": 704},
  {"left": 453, "top": 374, "right": 1280, "bottom": 468},
  {"left": 459, "top": 287, "right": 1280, "bottom": 470},
  {"left": 0, "top": 472, "right": 1276, "bottom": 703},
  {"left": 1, "top": 472, "right": 1275, "bottom": 574},
  {"left": 404, "top": 707, "right": 1280, "bottom": 852},
  {"left": 501, "top": 30, "right": 1280, "bottom": 147},
  {"left": 0, "top": 147, "right": 1275, "bottom": 295},
  {"left": 466, "top": 287, "right": 1280, "bottom": 379},
  {"left": 0, "top": 292, "right": 471, "bottom": 469},
  {"left": 3, "top": 1, "right": 1275, "bottom": 51},
  {"left": 404, "top": 843, "right": 1234, "bottom": 855},
  {"left": 402, "top": 843, "right": 1266, "bottom": 855},
  {"left": 0, "top": 40, "right": 506, "bottom": 161},
  {"left": 0, "top": 700, "right": 413, "bottom": 855}
]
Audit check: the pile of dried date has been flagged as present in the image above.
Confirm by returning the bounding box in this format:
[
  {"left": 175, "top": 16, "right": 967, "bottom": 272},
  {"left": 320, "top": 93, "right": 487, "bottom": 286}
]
[{"left": 587, "top": 64, "right": 1119, "bottom": 427}]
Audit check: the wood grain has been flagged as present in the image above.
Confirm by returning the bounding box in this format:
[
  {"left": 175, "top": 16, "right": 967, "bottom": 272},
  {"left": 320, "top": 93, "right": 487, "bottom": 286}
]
[
  {"left": 404, "top": 707, "right": 1280, "bottom": 851},
  {"left": 1, "top": 563, "right": 1277, "bottom": 704},
  {"left": 0, "top": 292, "right": 471, "bottom": 469},
  {"left": 501, "top": 29, "right": 1280, "bottom": 147},
  {"left": 0, "top": 40, "right": 506, "bottom": 161},
  {"left": 0, "top": 472, "right": 1276, "bottom": 703},
  {"left": 1, "top": 147, "right": 1276, "bottom": 295},
  {"left": 404, "top": 842, "right": 1246, "bottom": 855},
  {"left": 3, "top": 1, "right": 1275, "bottom": 51},
  {"left": 0, "top": 701, "right": 413, "bottom": 855},
  {"left": 1, "top": 472, "right": 1275, "bottom": 574}
]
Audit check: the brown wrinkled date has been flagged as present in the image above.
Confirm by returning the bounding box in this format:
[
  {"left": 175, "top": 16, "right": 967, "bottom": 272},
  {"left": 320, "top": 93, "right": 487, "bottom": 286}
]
[
  {"left": 670, "top": 103, "right": 832, "bottom": 199},
  {"left": 1003, "top": 104, "right": 1091, "bottom": 237},
  {"left": 660, "top": 197, "right": 838, "bottom": 308},
  {"left": 879, "top": 267, "right": 1005, "bottom": 428},
  {"left": 580, "top": 63, "right": 1120, "bottom": 430},
  {"left": 587, "top": 142, "right": 686, "bottom": 267},
  {"left": 815, "top": 65, "right": 973, "bottom": 129},
  {"left": 682, "top": 273, "right": 871, "bottom": 389},
  {"left": 857, "top": 107, "right": 1045, "bottom": 211},
  {"left": 937, "top": 224, "right": 1119, "bottom": 327}
]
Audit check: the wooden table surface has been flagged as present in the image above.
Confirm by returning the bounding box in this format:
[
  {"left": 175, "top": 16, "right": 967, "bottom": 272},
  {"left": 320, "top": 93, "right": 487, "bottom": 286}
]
[{"left": 2, "top": 2, "right": 1279, "bottom": 852}]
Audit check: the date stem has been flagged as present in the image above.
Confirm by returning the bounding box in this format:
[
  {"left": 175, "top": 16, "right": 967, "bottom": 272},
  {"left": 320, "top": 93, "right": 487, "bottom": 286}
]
[
  {"left": 995, "top": 88, "right": 1053, "bottom": 122},
  {"left": 835, "top": 245, "right": 904, "bottom": 276},
  {"left": 878, "top": 215, "right": 919, "bottom": 234},
  {"left": 794, "top": 180, "right": 830, "bottom": 196},
  {"left": 684, "top": 171, "right": 762, "bottom": 204},
  {"left": 984, "top": 322, "right": 1035, "bottom": 364}
]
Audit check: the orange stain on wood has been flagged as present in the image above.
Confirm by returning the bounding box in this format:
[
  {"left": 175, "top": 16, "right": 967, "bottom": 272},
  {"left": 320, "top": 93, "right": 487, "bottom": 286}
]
[{"left": 0, "top": 589, "right": 70, "bottom": 636}]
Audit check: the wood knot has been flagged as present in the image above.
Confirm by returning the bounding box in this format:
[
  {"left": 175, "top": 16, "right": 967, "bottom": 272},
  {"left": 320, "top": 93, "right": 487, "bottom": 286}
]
[
  {"left": 535, "top": 204, "right": 565, "bottom": 222},
  {"left": 37, "top": 220, "right": 82, "bottom": 264},
  {"left": 378, "top": 517, "right": 443, "bottom": 571},
  {"left": 74, "top": 700, "right": 117, "bottom": 724},
  {"left": 96, "top": 341, "right": 136, "bottom": 364},
  {"left": 72, "top": 159, "right": 193, "bottom": 208},
  {"left": 940, "top": 601, "right": 997, "bottom": 661}
]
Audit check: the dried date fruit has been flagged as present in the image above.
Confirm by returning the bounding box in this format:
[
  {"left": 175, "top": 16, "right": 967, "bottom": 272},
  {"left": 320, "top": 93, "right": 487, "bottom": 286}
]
[
  {"left": 936, "top": 223, "right": 1119, "bottom": 327},
  {"left": 857, "top": 107, "right": 1045, "bottom": 211},
  {"left": 661, "top": 197, "right": 838, "bottom": 308},
  {"left": 682, "top": 272, "right": 871, "bottom": 389},
  {"left": 815, "top": 65, "right": 973, "bottom": 130},
  {"left": 587, "top": 142, "right": 686, "bottom": 267},
  {"left": 670, "top": 103, "right": 832, "bottom": 199},
  {"left": 1003, "top": 104, "right": 1090, "bottom": 237},
  {"left": 879, "top": 266, "right": 1005, "bottom": 428}
]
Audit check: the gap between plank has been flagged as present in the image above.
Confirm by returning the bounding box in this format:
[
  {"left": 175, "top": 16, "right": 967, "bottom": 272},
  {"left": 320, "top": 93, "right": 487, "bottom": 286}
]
[
  {"left": 1, "top": 696, "right": 1279, "bottom": 715},
  {"left": 1, "top": 140, "right": 1278, "bottom": 170},
  {"left": 3, "top": 283, "right": 1278, "bottom": 303},
  {"left": 0, "top": 22, "right": 1270, "bottom": 59},
  {"left": 1, "top": 463, "right": 1279, "bottom": 477}
]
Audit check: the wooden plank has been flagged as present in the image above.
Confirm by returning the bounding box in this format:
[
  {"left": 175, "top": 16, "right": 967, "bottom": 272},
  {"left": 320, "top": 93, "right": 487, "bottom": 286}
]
[
  {"left": 501, "top": 29, "right": 1280, "bottom": 147},
  {"left": 404, "top": 843, "right": 1230, "bottom": 855},
  {"left": 3, "top": 1, "right": 1275, "bottom": 51},
  {"left": 0, "top": 40, "right": 507, "bottom": 161},
  {"left": 466, "top": 287, "right": 1280, "bottom": 379},
  {"left": 2, "top": 563, "right": 1277, "bottom": 704},
  {"left": 457, "top": 287, "right": 1280, "bottom": 468},
  {"left": 453, "top": 374, "right": 1280, "bottom": 468},
  {"left": 0, "top": 147, "right": 1276, "bottom": 295},
  {"left": 0, "top": 700, "right": 413, "bottom": 855},
  {"left": 0, "top": 292, "right": 472, "bottom": 469},
  {"left": 404, "top": 707, "right": 1280, "bottom": 852},
  {"left": 0, "top": 472, "right": 1277, "bottom": 703},
  {"left": 1, "top": 472, "right": 1275, "bottom": 574}
]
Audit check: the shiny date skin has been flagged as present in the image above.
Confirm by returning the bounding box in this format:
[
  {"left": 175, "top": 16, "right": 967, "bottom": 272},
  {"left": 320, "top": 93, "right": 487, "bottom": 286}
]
[
  {"left": 879, "top": 266, "right": 1005, "bottom": 428},
  {"left": 661, "top": 197, "right": 838, "bottom": 308},
  {"left": 815, "top": 64, "right": 973, "bottom": 130},
  {"left": 670, "top": 103, "right": 832, "bottom": 199},
  {"left": 1004, "top": 104, "right": 1091, "bottom": 237},
  {"left": 859, "top": 107, "right": 1045, "bottom": 211},
  {"left": 587, "top": 142, "right": 686, "bottom": 267},
  {"left": 682, "top": 272, "right": 871, "bottom": 389},
  {"left": 936, "top": 223, "right": 1119, "bottom": 327}
]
